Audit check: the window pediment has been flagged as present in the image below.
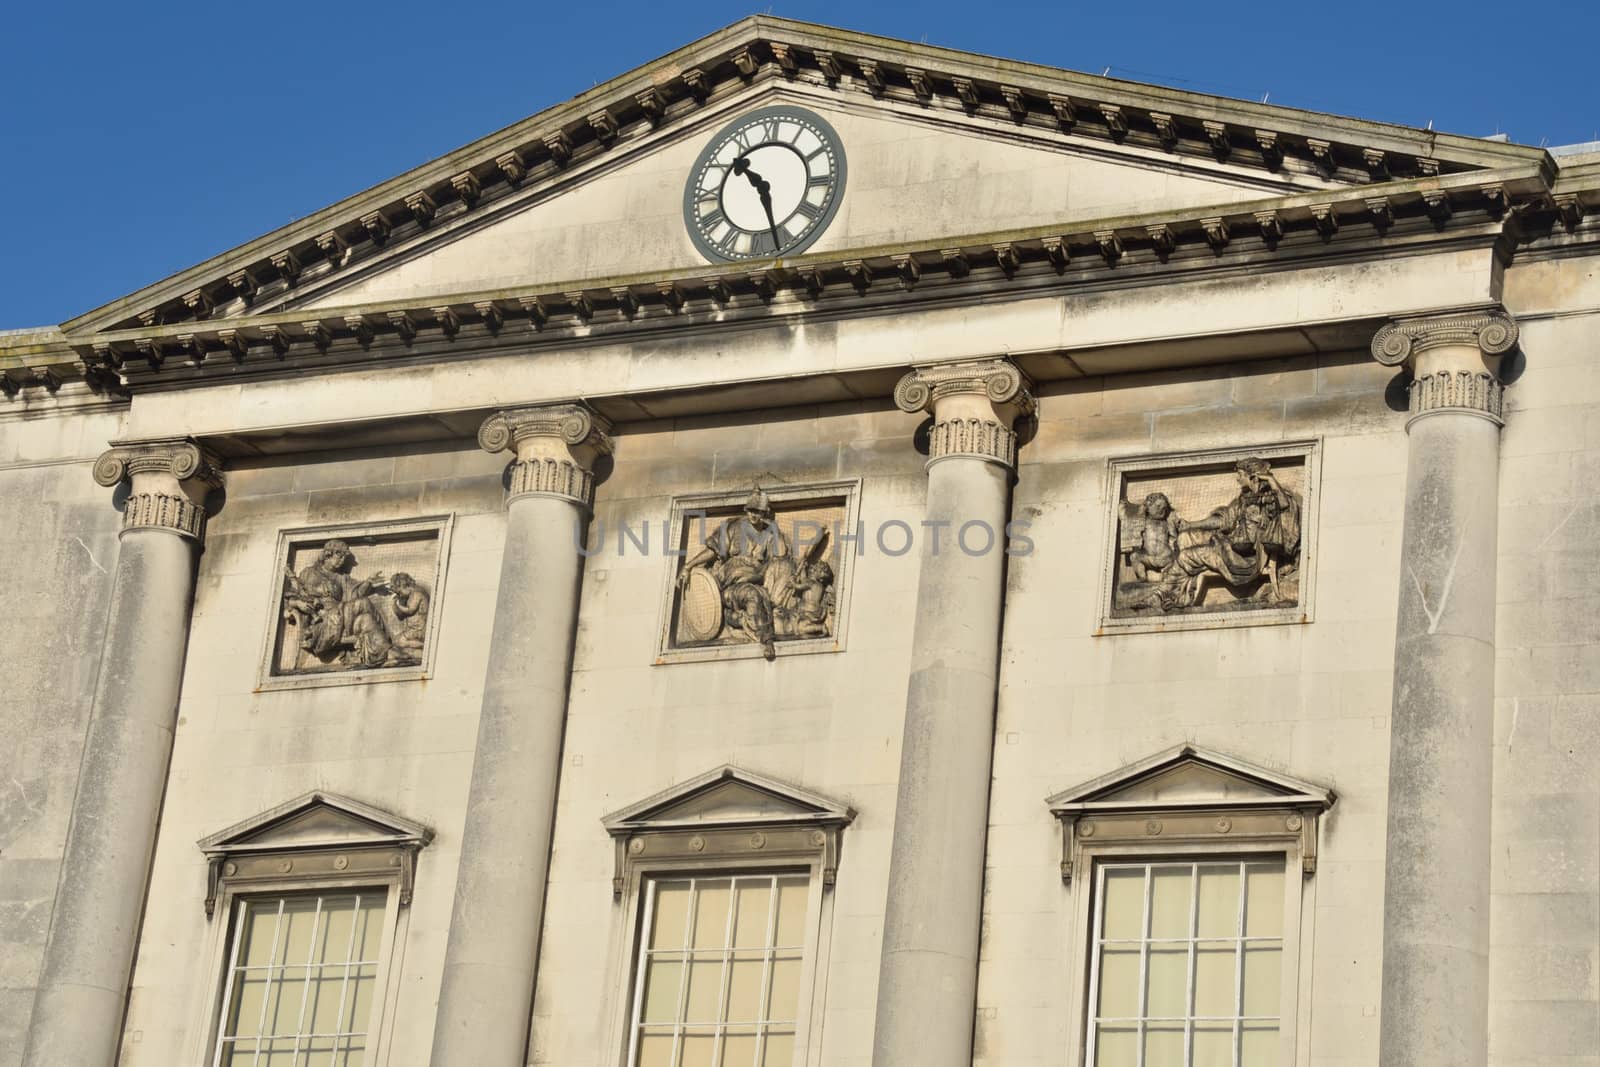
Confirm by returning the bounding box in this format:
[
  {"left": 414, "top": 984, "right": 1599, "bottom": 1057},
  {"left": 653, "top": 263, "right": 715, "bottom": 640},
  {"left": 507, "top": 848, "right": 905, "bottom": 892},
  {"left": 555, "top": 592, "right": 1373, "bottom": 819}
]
[
  {"left": 602, "top": 766, "right": 854, "bottom": 896},
  {"left": 1046, "top": 745, "right": 1334, "bottom": 883},
  {"left": 197, "top": 790, "right": 432, "bottom": 917}
]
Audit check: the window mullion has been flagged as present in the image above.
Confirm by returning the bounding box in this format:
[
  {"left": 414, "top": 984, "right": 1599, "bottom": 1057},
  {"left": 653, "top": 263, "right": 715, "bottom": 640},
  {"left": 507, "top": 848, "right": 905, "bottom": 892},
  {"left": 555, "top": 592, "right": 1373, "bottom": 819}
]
[
  {"left": 1185, "top": 863, "right": 1199, "bottom": 1067},
  {"left": 674, "top": 879, "right": 695, "bottom": 1067},
  {"left": 332, "top": 893, "right": 361, "bottom": 1043},
  {"left": 758, "top": 873, "right": 782, "bottom": 1063},
  {"left": 1233, "top": 863, "right": 1247, "bottom": 1067},
  {"left": 1136, "top": 865, "right": 1152, "bottom": 1067},
  {"left": 717, "top": 877, "right": 740, "bottom": 1066},
  {"left": 291, "top": 896, "right": 323, "bottom": 1055},
  {"left": 253, "top": 897, "right": 287, "bottom": 1065}
]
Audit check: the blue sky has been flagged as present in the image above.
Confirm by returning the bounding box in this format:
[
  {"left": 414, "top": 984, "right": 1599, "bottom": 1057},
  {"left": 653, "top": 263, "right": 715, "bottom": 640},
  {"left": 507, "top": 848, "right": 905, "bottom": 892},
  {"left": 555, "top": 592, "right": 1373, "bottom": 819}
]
[{"left": 3, "top": 0, "right": 1596, "bottom": 328}]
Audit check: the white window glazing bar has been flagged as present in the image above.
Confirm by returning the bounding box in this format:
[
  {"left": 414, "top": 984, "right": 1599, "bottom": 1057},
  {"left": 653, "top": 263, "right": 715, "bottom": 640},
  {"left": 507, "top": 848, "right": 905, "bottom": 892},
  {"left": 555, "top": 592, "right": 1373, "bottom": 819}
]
[
  {"left": 288, "top": 895, "right": 325, "bottom": 1060},
  {"left": 1135, "top": 864, "right": 1153, "bottom": 1067},
  {"left": 332, "top": 893, "right": 361, "bottom": 1045},
  {"left": 254, "top": 897, "right": 287, "bottom": 1065},
  {"left": 1185, "top": 861, "right": 1199, "bottom": 1067},
  {"left": 757, "top": 874, "right": 781, "bottom": 1065},
  {"left": 1233, "top": 861, "right": 1247, "bottom": 1067}
]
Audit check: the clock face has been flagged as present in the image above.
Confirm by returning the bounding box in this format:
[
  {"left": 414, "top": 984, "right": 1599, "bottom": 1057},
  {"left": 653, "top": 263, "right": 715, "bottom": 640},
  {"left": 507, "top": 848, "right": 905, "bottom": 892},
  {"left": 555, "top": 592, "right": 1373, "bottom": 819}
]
[{"left": 683, "top": 105, "right": 847, "bottom": 263}]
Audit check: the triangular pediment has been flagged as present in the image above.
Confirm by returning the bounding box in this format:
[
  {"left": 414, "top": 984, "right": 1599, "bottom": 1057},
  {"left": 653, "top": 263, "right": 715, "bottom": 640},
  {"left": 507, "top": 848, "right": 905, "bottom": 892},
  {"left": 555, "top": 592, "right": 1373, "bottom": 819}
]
[
  {"left": 62, "top": 16, "right": 1550, "bottom": 340},
  {"left": 603, "top": 766, "right": 854, "bottom": 834},
  {"left": 197, "top": 790, "right": 433, "bottom": 856},
  {"left": 1047, "top": 744, "right": 1333, "bottom": 814}
]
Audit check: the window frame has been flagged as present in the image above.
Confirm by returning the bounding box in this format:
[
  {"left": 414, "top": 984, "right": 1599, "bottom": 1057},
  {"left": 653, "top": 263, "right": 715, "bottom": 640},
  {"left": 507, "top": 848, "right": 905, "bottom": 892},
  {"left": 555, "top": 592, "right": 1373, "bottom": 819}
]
[
  {"left": 1076, "top": 851, "right": 1305, "bottom": 1067},
  {"left": 607, "top": 853, "right": 836, "bottom": 1067},
  {"left": 192, "top": 875, "right": 410, "bottom": 1067}
]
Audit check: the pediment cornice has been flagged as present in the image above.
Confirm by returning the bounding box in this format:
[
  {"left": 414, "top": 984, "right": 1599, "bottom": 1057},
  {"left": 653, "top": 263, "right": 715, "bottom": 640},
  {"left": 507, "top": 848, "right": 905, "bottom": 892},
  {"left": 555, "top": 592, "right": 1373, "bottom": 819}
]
[{"left": 57, "top": 16, "right": 1554, "bottom": 341}]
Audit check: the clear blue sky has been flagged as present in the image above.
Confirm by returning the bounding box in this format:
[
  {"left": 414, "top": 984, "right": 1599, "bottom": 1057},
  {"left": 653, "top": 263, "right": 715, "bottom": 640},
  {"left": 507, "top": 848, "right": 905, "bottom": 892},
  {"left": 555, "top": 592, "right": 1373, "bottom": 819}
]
[{"left": 3, "top": 0, "right": 1596, "bottom": 328}]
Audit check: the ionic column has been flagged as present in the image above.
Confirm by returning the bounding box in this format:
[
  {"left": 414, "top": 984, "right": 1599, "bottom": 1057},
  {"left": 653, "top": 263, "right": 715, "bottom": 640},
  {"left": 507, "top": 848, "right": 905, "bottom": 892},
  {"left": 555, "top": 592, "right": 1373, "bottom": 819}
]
[
  {"left": 1370, "top": 310, "right": 1519, "bottom": 1067},
  {"left": 430, "top": 404, "right": 612, "bottom": 1066},
  {"left": 873, "top": 359, "right": 1034, "bottom": 1067},
  {"left": 23, "top": 439, "right": 223, "bottom": 1067}
]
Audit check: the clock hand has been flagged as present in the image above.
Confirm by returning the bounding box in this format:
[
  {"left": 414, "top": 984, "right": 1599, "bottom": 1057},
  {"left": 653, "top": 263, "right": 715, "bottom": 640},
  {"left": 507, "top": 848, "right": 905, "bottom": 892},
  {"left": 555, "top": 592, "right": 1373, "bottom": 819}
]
[{"left": 733, "top": 156, "right": 784, "bottom": 253}]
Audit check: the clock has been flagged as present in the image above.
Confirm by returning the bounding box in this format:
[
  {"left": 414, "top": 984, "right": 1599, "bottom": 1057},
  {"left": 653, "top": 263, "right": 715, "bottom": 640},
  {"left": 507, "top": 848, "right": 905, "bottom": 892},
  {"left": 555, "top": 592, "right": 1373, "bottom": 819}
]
[{"left": 683, "top": 105, "right": 847, "bottom": 263}]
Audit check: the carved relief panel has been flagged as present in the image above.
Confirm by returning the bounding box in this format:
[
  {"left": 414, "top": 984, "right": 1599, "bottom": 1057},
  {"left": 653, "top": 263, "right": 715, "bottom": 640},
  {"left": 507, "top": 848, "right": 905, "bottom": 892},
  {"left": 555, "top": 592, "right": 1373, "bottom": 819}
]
[
  {"left": 656, "top": 482, "right": 860, "bottom": 664},
  {"left": 258, "top": 515, "right": 453, "bottom": 690},
  {"left": 1098, "top": 443, "right": 1319, "bottom": 634}
]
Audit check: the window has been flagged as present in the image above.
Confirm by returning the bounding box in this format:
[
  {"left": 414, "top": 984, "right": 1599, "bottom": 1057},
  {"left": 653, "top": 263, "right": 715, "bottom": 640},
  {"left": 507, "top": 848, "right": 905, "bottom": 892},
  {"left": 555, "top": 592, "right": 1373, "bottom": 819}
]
[
  {"left": 214, "top": 892, "right": 385, "bottom": 1067},
  {"left": 629, "top": 874, "right": 808, "bottom": 1067},
  {"left": 1047, "top": 745, "right": 1335, "bottom": 1067},
  {"left": 1086, "top": 860, "right": 1285, "bottom": 1067},
  {"left": 602, "top": 767, "right": 854, "bottom": 1067},
  {"left": 194, "top": 791, "right": 432, "bottom": 1067}
]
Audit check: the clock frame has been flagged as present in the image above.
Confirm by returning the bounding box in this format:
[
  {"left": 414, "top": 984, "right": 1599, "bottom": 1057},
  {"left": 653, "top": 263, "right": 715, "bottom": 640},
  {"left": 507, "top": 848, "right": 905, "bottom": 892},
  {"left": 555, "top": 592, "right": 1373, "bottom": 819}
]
[{"left": 682, "top": 105, "right": 847, "bottom": 263}]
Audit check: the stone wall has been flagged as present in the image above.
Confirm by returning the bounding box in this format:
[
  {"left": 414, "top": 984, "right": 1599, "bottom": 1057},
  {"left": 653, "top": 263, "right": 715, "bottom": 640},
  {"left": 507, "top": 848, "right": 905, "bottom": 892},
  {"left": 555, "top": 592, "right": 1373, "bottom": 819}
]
[
  {"left": 0, "top": 405, "right": 126, "bottom": 1066},
  {"left": 1486, "top": 270, "right": 1600, "bottom": 1066}
]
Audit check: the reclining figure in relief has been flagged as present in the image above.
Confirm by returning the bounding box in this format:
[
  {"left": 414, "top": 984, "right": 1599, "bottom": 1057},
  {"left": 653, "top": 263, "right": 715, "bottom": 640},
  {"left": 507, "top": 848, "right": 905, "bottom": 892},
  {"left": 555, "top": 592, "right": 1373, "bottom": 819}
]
[
  {"left": 1117, "top": 457, "right": 1302, "bottom": 614},
  {"left": 280, "top": 540, "right": 428, "bottom": 670},
  {"left": 676, "top": 488, "right": 836, "bottom": 659}
]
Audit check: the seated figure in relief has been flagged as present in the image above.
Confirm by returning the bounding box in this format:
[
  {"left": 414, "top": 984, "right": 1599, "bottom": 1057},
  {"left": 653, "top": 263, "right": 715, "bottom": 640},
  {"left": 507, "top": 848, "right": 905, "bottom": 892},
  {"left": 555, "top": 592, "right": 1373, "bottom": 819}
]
[
  {"left": 1172, "top": 457, "right": 1301, "bottom": 606},
  {"left": 281, "top": 539, "right": 395, "bottom": 670},
  {"left": 678, "top": 489, "right": 793, "bottom": 659}
]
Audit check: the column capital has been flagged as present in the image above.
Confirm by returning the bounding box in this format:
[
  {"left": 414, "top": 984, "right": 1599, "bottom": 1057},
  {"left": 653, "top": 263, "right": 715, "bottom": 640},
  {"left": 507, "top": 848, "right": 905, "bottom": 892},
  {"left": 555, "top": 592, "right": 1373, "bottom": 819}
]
[
  {"left": 92, "top": 437, "right": 224, "bottom": 541},
  {"left": 478, "top": 403, "right": 614, "bottom": 508},
  {"left": 894, "top": 358, "right": 1036, "bottom": 468},
  {"left": 1370, "top": 310, "right": 1519, "bottom": 426}
]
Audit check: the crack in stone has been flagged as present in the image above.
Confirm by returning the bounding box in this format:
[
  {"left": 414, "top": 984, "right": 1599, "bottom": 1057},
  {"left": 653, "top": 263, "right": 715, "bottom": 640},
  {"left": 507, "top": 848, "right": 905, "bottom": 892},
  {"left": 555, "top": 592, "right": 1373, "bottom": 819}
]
[
  {"left": 1408, "top": 534, "right": 1465, "bottom": 636},
  {"left": 72, "top": 536, "right": 108, "bottom": 575}
]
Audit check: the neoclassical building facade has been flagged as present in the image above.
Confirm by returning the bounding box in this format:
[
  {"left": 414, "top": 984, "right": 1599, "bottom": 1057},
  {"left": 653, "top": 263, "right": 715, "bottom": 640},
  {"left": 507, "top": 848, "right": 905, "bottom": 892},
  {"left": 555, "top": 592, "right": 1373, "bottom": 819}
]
[{"left": 1, "top": 17, "right": 1595, "bottom": 1067}]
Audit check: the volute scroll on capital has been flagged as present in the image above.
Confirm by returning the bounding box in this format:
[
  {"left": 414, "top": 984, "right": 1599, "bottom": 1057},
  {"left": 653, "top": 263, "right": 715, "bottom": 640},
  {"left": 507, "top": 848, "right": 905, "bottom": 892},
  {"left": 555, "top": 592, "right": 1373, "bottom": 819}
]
[
  {"left": 93, "top": 437, "right": 225, "bottom": 541},
  {"left": 894, "top": 358, "right": 1037, "bottom": 468},
  {"left": 1370, "top": 311, "right": 1519, "bottom": 366}
]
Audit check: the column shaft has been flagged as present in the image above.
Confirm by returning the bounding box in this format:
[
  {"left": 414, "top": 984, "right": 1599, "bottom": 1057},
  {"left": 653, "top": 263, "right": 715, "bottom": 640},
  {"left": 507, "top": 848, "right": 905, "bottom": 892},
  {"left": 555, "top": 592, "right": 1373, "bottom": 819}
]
[
  {"left": 1370, "top": 312, "right": 1517, "bottom": 1067},
  {"left": 24, "top": 441, "right": 218, "bottom": 1067},
  {"left": 430, "top": 406, "right": 609, "bottom": 1066},
  {"left": 873, "top": 360, "right": 1031, "bottom": 1067},
  {"left": 1380, "top": 414, "right": 1500, "bottom": 1066},
  {"left": 874, "top": 460, "right": 1010, "bottom": 1064}
]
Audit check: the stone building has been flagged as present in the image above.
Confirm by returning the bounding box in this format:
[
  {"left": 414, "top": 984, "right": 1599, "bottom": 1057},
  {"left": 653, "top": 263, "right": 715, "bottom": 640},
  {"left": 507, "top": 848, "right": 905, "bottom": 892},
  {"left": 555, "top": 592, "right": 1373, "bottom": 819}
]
[{"left": 1, "top": 17, "right": 1595, "bottom": 1067}]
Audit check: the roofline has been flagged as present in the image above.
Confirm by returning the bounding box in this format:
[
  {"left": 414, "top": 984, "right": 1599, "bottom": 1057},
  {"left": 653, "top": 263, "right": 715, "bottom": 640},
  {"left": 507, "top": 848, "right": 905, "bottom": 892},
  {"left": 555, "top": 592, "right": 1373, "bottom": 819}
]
[{"left": 58, "top": 15, "right": 1555, "bottom": 337}]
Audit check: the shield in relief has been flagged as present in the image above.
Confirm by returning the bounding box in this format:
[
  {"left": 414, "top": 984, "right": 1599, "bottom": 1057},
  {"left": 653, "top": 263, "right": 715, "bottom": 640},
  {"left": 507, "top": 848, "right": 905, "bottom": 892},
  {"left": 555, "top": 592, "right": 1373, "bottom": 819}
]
[{"left": 679, "top": 568, "right": 723, "bottom": 643}]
